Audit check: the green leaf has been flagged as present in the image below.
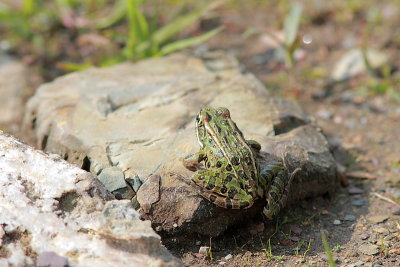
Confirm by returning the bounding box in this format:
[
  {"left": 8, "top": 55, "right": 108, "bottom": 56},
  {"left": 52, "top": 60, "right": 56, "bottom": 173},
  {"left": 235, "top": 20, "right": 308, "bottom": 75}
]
[
  {"left": 284, "top": 3, "right": 302, "bottom": 47},
  {"left": 160, "top": 27, "right": 222, "bottom": 56},
  {"left": 96, "top": 0, "right": 126, "bottom": 29},
  {"left": 152, "top": 4, "right": 209, "bottom": 45}
]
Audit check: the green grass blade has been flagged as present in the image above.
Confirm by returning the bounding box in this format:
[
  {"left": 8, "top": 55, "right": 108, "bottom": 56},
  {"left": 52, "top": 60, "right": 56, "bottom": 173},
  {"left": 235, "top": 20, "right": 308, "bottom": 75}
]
[
  {"left": 284, "top": 3, "right": 302, "bottom": 47},
  {"left": 159, "top": 27, "right": 222, "bottom": 56},
  {"left": 321, "top": 230, "right": 337, "bottom": 267},
  {"left": 96, "top": 0, "right": 126, "bottom": 29},
  {"left": 152, "top": 4, "right": 209, "bottom": 46}
]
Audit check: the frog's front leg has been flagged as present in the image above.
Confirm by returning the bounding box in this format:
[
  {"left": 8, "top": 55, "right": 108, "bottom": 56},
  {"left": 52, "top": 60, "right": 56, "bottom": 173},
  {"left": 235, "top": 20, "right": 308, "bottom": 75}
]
[
  {"left": 261, "top": 164, "right": 300, "bottom": 219},
  {"left": 183, "top": 150, "right": 206, "bottom": 171}
]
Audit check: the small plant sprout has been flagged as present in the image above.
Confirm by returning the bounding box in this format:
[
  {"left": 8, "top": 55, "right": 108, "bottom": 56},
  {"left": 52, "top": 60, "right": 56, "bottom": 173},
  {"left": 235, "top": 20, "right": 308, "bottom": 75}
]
[
  {"left": 321, "top": 230, "right": 337, "bottom": 267},
  {"left": 283, "top": 3, "right": 303, "bottom": 69}
]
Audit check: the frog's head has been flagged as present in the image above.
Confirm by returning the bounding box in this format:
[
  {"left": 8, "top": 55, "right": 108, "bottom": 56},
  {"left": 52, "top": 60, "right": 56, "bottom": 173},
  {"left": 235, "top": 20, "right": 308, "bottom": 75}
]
[{"left": 195, "top": 107, "right": 231, "bottom": 148}]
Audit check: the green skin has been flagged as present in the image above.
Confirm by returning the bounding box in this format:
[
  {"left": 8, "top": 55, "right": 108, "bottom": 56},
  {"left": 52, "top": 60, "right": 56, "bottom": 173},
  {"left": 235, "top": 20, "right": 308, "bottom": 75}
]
[{"left": 184, "top": 107, "right": 296, "bottom": 219}]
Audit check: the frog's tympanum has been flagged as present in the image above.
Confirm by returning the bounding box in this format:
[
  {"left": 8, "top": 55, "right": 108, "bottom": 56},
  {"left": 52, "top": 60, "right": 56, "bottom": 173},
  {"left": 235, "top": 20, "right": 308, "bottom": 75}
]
[{"left": 184, "top": 107, "right": 300, "bottom": 219}]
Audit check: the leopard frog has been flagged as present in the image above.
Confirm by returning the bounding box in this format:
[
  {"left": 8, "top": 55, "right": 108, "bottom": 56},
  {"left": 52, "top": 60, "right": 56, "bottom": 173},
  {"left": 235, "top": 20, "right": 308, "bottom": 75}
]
[{"left": 184, "top": 107, "right": 298, "bottom": 219}]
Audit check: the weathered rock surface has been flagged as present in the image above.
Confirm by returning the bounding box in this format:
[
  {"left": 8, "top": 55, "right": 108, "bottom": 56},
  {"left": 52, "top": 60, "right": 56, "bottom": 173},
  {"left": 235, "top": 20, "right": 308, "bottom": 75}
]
[
  {"left": 0, "top": 55, "right": 28, "bottom": 133},
  {"left": 0, "top": 131, "right": 182, "bottom": 266},
  {"left": 23, "top": 52, "right": 338, "bottom": 236}
]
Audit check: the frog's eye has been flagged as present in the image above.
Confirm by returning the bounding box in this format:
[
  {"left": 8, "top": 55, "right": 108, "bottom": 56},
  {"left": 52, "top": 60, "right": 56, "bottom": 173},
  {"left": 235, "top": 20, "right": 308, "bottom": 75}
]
[
  {"left": 217, "top": 107, "right": 230, "bottom": 118},
  {"left": 196, "top": 115, "right": 200, "bottom": 122},
  {"left": 203, "top": 113, "right": 212, "bottom": 122}
]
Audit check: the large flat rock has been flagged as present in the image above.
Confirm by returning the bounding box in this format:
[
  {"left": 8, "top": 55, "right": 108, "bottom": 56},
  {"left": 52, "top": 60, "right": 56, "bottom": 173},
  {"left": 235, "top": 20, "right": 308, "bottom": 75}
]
[
  {"left": 22, "top": 52, "right": 338, "bottom": 236},
  {"left": 0, "top": 131, "right": 182, "bottom": 266}
]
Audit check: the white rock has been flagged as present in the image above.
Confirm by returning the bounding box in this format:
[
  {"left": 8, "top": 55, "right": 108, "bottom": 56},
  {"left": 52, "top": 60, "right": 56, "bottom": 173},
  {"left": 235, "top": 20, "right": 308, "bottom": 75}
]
[{"left": 0, "top": 131, "right": 182, "bottom": 266}]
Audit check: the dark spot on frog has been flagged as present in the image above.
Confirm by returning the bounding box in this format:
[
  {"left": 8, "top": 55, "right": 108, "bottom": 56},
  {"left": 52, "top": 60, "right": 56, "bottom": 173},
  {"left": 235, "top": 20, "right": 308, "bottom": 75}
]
[
  {"left": 216, "top": 161, "right": 222, "bottom": 168},
  {"left": 226, "top": 164, "right": 232, "bottom": 171},
  {"left": 225, "top": 198, "right": 232, "bottom": 209},
  {"left": 231, "top": 156, "right": 239, "bottom": 165},
  {"left": 206, "top": 183, "right": 215, "bottom": 190},
  {"left": 207, "top": 161, "right": 211, "bottom": 168},
  {"left": 215, "top": 124, "right": 221, "bottom": 133},
  {"left": 228, "top": 188, "right": 238, "bottom": 199},
  {"left": 209, "top": 195, "right": 217, "bottom": 203},
  {"left": 221, "top": 186, "right": 228, "bottom": 194},
  {"left": 225, "top": 173, "right": 235, "bottom": 182},
  {"left": 239, "top": 182, "right": 246, "bottom": 190}
]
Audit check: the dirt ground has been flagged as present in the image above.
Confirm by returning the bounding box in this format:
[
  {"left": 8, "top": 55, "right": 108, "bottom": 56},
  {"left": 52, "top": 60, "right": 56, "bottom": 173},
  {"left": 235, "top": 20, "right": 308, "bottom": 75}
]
[
  {"left": 3, "top": 1, "right": 399, "bottom": 266},
  {"left": 162, "top": 2, "right": 400, "bottom": 267}
]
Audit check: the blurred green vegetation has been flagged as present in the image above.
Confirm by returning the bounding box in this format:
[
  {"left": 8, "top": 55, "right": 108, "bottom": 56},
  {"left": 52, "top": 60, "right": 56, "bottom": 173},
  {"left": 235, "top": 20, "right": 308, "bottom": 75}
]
[{"left": 0, "top": 0, "right": 223, "bottom": 77}]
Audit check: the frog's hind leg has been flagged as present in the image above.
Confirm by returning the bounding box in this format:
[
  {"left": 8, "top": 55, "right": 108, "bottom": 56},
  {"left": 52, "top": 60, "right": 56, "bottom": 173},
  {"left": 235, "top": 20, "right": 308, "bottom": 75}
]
[
  {"left": 262, "top": 167, "right": 301, "bottom": 219},
  {"left": 191, "top": 170, "right": 254, "bottom": 209}
]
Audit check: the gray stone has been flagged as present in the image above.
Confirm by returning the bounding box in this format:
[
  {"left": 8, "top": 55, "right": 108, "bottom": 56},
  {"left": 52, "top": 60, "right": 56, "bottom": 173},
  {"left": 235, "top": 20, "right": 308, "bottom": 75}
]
[
  {"left": 22, "top": 52, "right": 338, "bottom": 236},
  {"left": 348, "top": 187, "right": 364, "bottom": 195},
  {"left": 0, "top": 55, "right": 28, "bottom": 133},
  {"left": 343, "top": 214, "right": 357, "bottom": 221},
  {"left": 358, "top": 244, "right": 379, "bottom": 255},
  {"left": 352, "top": 199, "right": 365, "bottom": 206},
  {"left": 0, "top": 131, "right": 183, "bottom": 266},
  {"left": 368, "top": 215, "right": 389, "bottom": 224},
  {"left": 98, "top": 166, "right": 126, "bottom": 192}
]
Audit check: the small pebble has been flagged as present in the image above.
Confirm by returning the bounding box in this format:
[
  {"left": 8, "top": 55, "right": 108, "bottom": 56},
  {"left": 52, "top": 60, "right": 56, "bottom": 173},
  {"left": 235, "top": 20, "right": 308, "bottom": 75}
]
[
  {"left": 358, "top": 244, "right": 379, "bottom": 255},
  {"left": 224, "top": 254, "right": 232, "bottom": 260},
  {"left": 316, "top": 109, "right": 333, "bottom": 119},
  {"left": 321, "top": 254, "right": 340, "bottom": 263},
  {"left": 348, "top": 187, "right": 364, "bottom": 195},
  {"left": 367, "top": 215, "right": 389, "bottom": 224},
  {"left": 392, "top": 207, "right": 400, "bottom": 215},
  {"left": 352, "top": 199, "right": 365, "bottom": 206},
  {"left": 333, "top": 219, "right": 342, "bottom": 225},
  {"left": 373, "top": 227, "right": 389, "bottom": 234},
  {"left": 290, "top": 236, "right": 300, "bottom": 242},
  {"left": 360, "top": 233, "right": 370, "bottom": 240},
  {"left": 373, "top": 260, "right": 383, "bottom": 266},
  {"left": 218, "top": 261, "right": 226, "bottom": 265},
  {"left": 343, "top": 214, "right": 356, "bottom": 221},
  {"left": 290, "top": 225, "right": 303, "bottom": 235},
  {"left": 199, "top": 246, "right": 210, "bottom": 254},
  {"left": 354, "top": 260, "right": 365, "bottom": 266},
  {"left": 298, "top": 258, "right": 306, "bottom": 263}
]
